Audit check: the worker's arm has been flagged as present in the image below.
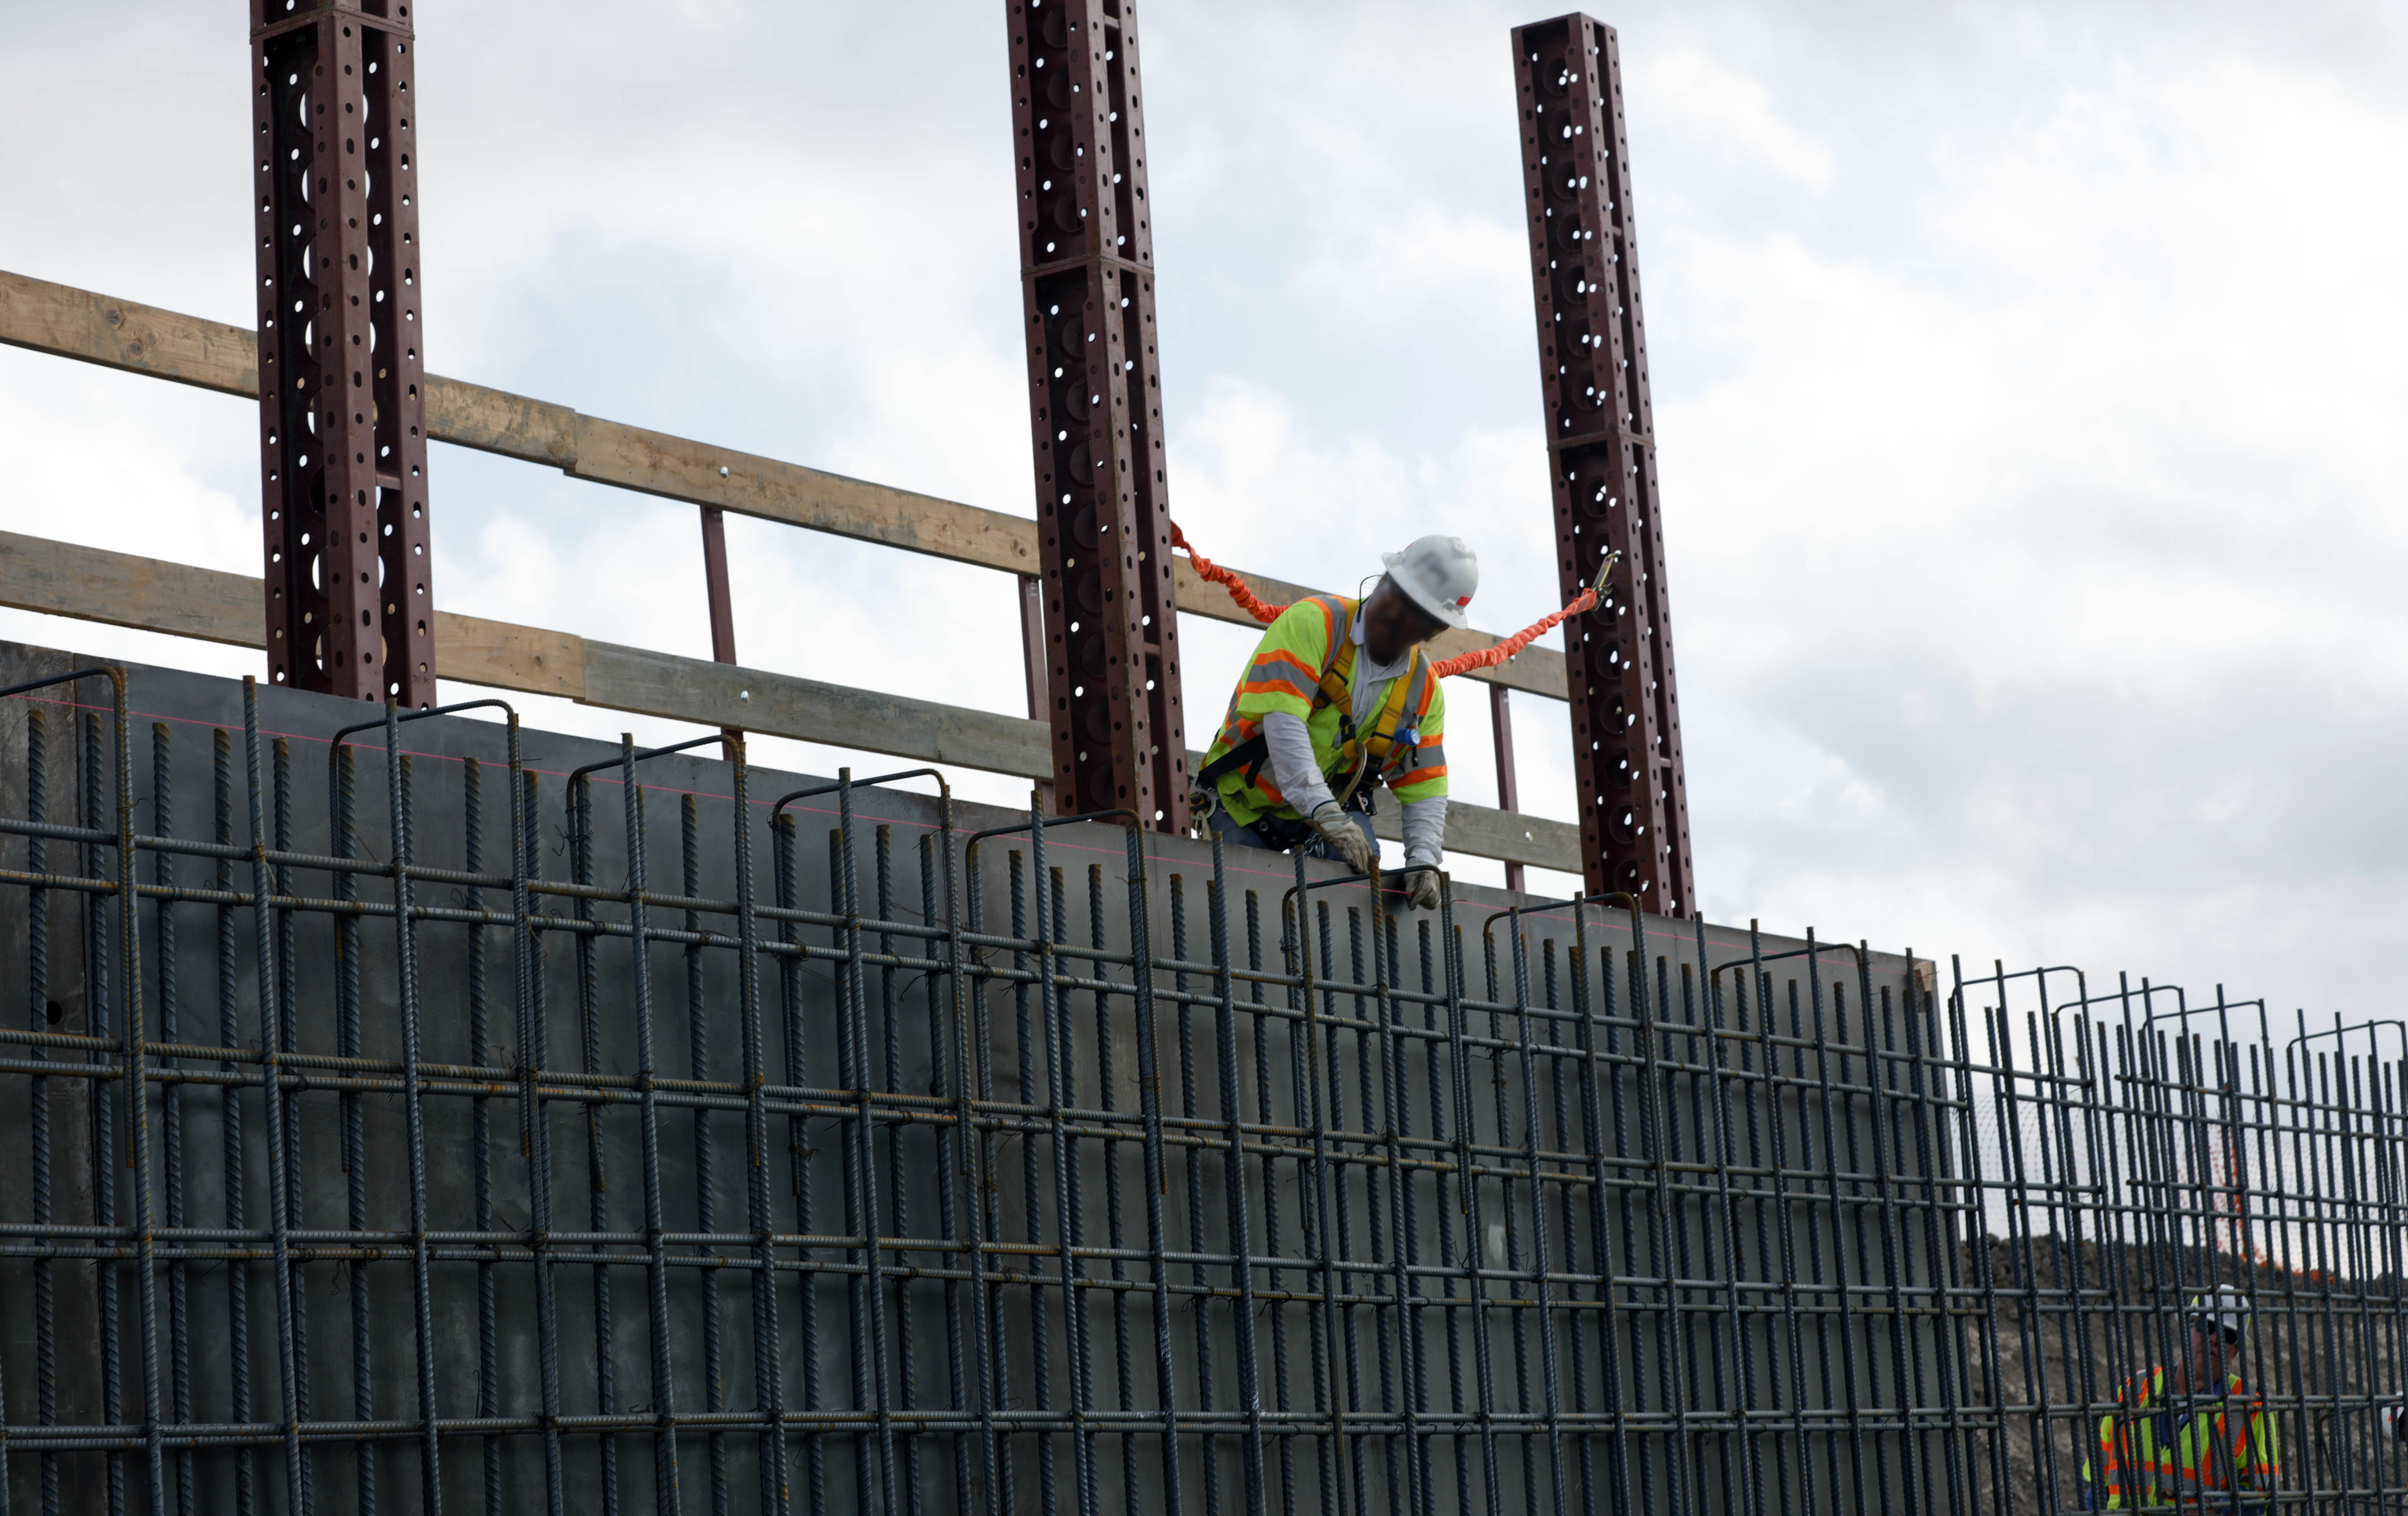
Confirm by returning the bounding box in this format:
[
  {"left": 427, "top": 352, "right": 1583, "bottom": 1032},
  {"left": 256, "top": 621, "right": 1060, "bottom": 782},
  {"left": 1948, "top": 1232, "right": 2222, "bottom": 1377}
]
[
  {"left": 1261, "top": 711, "right": 1334, "bottom": 817},
  {"left": 1401, "top": 797, "right": 1446, "bottom": 867},
  {"left": 1226, "top": 600, "right": 1342, "bottom": 815},
  {"left": 1390, "top": 682, "right": 1448, "bottom": 866}
]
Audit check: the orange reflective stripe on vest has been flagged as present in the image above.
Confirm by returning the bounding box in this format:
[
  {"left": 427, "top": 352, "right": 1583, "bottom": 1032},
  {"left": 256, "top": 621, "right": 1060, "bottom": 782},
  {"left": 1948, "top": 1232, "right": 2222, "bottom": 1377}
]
[
  {"left": 1205, "top": 594, "right": 1443, "bottom": 825},
  {"left": 2080, "top": 1368, "right": 2279, "bottom": 1508}
]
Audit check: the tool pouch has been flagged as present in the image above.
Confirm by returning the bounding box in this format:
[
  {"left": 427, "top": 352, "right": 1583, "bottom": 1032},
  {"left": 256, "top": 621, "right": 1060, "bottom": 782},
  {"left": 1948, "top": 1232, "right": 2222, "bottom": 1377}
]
[{"left": 1248, "top": 812, "right": 1318, "bottom": 850}]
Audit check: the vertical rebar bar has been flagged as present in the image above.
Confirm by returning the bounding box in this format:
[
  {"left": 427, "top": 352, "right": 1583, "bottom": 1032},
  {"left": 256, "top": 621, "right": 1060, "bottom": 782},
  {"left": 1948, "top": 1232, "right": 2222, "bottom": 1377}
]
[
  {"left": 382, "top": 717, "right": 445, "bottom": 1516},
  {"left": 686, "top": 792, "right": 730, "bottom": 1516},
  {"left": 240, "top": 680, "right": 306, "bottom": 1512},
  {"left": 152, "top": 723, "right": 192, "bottom": 1516},
  {"left": 28, "top": 709, "right": 57, "bottom": 1516},
  {"left": 613, "top": 735, "right": 684, "bottom": 1516}
]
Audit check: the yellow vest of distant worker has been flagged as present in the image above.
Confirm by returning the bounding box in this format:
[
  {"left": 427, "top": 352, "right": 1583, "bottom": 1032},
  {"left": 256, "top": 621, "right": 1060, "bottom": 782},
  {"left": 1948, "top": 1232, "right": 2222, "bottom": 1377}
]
[
  {"left": 2080, "top": 1367, "right": 2279, "bottom": 1508},
  {"left": 1204, "top": 594, "right": 1448, "bottom": 826}
]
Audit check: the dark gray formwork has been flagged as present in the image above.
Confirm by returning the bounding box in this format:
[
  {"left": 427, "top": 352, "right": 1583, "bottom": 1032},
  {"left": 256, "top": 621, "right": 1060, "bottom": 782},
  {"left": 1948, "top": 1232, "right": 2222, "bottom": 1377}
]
[{"left": 0, "top": 639, "right": 1975, "bottom": 1516}]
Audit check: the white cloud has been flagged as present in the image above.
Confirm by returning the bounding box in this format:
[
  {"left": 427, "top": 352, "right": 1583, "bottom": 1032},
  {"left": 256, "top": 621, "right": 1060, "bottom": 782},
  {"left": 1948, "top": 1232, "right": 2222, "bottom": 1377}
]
[
  {"left": 1296, "top": 198, "right": 1529, "bottom": 336},
  {"left": 1643, "top": 41, "right": 2408, "bottom": 1007},
  {"left": 5, "top": 0, "right": 2407, "bottom": 1023},
  {"left": 1631, "top": 45, "right": 1835, "bottom": 191}
]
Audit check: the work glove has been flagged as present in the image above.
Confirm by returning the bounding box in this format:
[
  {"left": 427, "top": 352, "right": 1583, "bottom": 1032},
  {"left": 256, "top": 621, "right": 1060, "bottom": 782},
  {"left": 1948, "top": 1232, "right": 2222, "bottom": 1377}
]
[
  {"left": 1398, "top": 862, "right": 1443, "bottom": 911},
  {"left": 1309, "top": 802, "right": 1377, "bottom": 875}
]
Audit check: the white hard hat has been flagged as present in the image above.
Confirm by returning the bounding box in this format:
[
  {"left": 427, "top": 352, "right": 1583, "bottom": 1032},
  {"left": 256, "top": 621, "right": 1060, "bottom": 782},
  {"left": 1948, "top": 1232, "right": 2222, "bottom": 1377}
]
[
  {"left": 2188, "top": 1286, "right": 2250, "bottom": 1344},
  {"left": 1381, "top": 534, "right": 1479, "bottom": 631}
]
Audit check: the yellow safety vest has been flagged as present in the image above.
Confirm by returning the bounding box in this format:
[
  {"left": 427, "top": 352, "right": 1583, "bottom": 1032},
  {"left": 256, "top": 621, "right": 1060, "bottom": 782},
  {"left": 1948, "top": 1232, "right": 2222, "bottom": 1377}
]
[
  {"left": 2080, "top": 1367, "right": 2279, "bottom": 1508},
  {"left": 1202, "top": 594, "right": 1447, "bottom": 826}
]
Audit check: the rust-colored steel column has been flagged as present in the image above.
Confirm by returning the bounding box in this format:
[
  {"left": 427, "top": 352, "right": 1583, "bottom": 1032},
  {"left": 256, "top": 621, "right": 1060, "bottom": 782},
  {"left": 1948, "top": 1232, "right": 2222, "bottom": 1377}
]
[
  {"left": 1510, "top": 13, "right": 1695, "bottom": 913},
  {"left": 252, "top": 0, "right": 435, "bottom": 707},
  {"left": 1004, "top": 0, "right": 1186, "bottom": 830}
]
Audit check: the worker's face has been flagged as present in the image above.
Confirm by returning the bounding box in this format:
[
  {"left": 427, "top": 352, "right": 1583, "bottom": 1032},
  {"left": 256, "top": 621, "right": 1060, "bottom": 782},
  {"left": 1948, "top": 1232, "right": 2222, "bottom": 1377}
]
[
  {"left": 1363, "top": 577, "right": 1446, "bottom": 665},
  {"left": 2175, "top": 1320, "right": 2236, "bottom": 1395}
]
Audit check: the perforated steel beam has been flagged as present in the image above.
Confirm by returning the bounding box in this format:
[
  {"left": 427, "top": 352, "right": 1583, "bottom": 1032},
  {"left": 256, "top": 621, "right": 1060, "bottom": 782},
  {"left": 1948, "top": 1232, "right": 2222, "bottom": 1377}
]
[
  {"left": 1004, "top": 0, "right": 1186, "bottom": 830},
  {"left": 1511, "top": 13, "right": 1695, "bottom": 913},
  {"left": 251, "top": 0, "right": 435, "bottom": 706}
]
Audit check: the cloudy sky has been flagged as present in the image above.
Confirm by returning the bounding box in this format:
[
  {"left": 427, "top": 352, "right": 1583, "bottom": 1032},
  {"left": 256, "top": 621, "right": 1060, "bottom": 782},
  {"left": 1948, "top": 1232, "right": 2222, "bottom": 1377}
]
[{"left": 3, "top": 0, "right": 2403, "bottom": 1024}]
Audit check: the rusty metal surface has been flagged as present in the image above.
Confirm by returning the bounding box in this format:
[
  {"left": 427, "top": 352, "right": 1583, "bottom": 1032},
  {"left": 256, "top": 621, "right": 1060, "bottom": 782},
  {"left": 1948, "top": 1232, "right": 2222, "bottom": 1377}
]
[
  {"left": 1509, "top": 14, "right": 1694, "bottom": 912},
  {"left": 1017, "top": 573, "right": 1048, "bottom": 728},
  {"left": 251, "top": 0, "right": 435, "bottom": 707},
  {"left": 699, "top": 506, "right": 741, "bottom": 756},
  {"left": 700, "top": 509, "right": 738, "bottom": 668},
  {"left": 1017, "top": 574, "right": 1058, "bottom": 815},
  {"left": 1004, "top": 0, "right": 1187, "bottom": 832},
  {"left": 1489, "top": 683, "right": 1528, "bottom": 893}
]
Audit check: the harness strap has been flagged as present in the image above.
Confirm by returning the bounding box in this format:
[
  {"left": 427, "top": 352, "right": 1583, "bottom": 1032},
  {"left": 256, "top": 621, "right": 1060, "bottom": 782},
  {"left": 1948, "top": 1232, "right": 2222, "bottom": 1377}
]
[
  {"left": 1315, "top": 609, "right": 1425, "bottom": 771},
  {"left": 1200, "top": 598, "right": 1427, "bottom": 803}
]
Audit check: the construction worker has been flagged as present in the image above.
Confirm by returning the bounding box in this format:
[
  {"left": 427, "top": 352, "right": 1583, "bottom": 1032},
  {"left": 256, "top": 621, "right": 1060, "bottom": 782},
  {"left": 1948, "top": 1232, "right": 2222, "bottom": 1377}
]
[
  {"left": 2079, "top": 1286, "right": 2280, "bottom": 1510},
  {"left": 1191, "top": 535, "right": 1471, "bottom": 910}
]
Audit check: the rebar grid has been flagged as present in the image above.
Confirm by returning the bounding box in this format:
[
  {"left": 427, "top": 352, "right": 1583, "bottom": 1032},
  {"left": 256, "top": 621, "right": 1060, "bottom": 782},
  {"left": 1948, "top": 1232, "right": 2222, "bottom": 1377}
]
[{"left": 0, "top": 667, "right": 2401, "bottom": 1516}]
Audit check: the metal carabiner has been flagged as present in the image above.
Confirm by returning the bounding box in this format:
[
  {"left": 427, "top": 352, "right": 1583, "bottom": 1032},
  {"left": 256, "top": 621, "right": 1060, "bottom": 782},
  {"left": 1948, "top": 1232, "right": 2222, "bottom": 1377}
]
[{"left": 1588, "top": 547, "right": 1624, "bottom": 618}]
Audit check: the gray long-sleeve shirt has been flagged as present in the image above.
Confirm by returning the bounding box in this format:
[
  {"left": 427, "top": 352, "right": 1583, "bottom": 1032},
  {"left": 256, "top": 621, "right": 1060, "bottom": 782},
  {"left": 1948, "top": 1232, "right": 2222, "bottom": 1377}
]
[{"left": 1261, "top": 608, "right": 1447, "bottom": 866}]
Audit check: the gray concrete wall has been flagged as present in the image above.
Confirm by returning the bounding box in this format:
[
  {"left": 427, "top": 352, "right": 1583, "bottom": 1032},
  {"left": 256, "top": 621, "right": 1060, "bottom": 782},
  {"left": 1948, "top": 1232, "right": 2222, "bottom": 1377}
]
[{"left": 0, "top": 640, "right": 1957, "bottom": 1516}]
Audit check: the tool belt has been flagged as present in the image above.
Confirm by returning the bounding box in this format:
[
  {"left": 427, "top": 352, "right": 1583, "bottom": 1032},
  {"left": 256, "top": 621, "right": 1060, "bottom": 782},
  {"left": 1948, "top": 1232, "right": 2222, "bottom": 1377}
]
[{"left": 1237, "top": 808, "right": 1318, "bottom": 850}]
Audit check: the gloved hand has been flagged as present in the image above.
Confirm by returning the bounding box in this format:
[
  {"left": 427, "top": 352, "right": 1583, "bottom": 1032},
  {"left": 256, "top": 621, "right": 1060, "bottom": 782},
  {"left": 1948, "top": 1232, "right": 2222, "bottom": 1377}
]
[
  {"left": 1398, "top": 863, "right": 1443, "bottom": 911},
  {"left": 1309, "top": 801, "right": 1377, "bottom": 874}
]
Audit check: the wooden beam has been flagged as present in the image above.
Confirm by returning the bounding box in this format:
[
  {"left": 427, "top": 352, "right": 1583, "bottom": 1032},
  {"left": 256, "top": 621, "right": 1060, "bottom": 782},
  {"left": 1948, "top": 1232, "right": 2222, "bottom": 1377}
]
[
  {"left": 421, "top": 376, "right": 577, "bottom": 470},
  {"left": 0, "top": 529, "right": 261, "bottom": 645},
  {"left": 1387, "top": 796, "right": 1582, "bottom": 874},
  {"left": 564, "top": 415, "right": 1047, "bottom": 578},
  {"left": 0, "top": 531, "right": 586, "bottom": 697},
  {"left": 579, "top": 641, "right": 1055, "bottom": 780},
  {"left": 0, "top": 269, "right": 258, "bottom": 398},
  {"left": 435, "top": 612, "right": 587, "bottom": 699},
  {"left": 1, "top": 268, "right": 1571, "bottom": 699},
  {"left": 0, "top": 527, "right": 1577, "bottom": 872}
]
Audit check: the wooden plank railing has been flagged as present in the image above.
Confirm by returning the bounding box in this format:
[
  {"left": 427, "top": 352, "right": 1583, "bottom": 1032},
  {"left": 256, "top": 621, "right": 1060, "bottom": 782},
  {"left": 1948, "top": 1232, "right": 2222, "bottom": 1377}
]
[
  {"left": 0, "top": 530, "right": 1581, "bottom": 871},
  {"left": 0, "top": 268, "right": 1568, "bottom": 698}
]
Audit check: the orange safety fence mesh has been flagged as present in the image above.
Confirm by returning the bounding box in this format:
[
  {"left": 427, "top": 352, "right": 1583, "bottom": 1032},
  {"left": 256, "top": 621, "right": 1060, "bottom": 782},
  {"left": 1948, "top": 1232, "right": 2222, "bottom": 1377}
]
[{"left": 1169, "top": 519, "right": 1595, "bottom": 680}]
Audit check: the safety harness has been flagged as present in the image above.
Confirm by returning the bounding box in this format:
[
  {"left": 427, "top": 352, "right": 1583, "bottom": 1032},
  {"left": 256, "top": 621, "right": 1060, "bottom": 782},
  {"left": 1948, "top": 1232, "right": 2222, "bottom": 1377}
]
[
  {"left": 2080, "top": 1368, "right": 2274, "bottom": 1509},
  {"left": 1194, "top": 599, "right": 1427, "bottom": 825}
]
